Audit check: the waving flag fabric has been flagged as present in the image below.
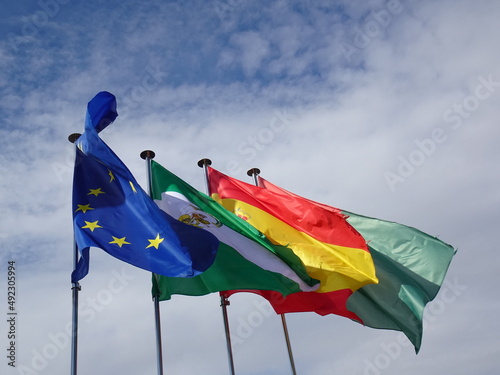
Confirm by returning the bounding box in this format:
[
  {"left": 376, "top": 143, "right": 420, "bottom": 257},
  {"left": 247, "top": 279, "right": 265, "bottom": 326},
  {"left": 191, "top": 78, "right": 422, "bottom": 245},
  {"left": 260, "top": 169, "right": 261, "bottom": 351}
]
[
  {"left": 259, "top": 177, "right": 456, "bottom": 352},
  {"left": 71, "top": 92, "right": 219, "bottom": 282},
  {"left": 149, "top": 161, "right": 319, "bottom": 301},
  {"left": 207, "top": 167, "right": 378, "bottom": 321}
]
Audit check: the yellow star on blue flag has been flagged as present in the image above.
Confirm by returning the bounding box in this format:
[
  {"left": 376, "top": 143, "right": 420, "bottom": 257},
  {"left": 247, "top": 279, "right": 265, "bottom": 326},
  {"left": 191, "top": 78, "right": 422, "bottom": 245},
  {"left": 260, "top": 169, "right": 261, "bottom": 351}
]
[{"left": 71, "top": 91, "right": 219, "bottom": 282}]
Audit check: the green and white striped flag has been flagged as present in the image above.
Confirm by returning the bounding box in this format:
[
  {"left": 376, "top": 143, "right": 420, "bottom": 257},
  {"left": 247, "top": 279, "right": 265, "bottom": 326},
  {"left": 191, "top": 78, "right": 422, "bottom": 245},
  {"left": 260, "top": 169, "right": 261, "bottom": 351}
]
[{"left": 150, "top": 161, "right": 319, "bottom": 300}]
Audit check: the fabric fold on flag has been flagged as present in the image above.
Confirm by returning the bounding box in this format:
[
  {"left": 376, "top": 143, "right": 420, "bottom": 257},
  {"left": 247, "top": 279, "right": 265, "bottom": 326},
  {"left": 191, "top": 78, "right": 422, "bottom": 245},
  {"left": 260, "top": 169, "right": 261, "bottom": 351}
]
[
  {"left": 207, "top": 167, "right": 378, "bottom": 321},
  {"left": 259, "top": 177, "right": 456, "bottom": 352},
  {"left": 71, "top": 92, "right": 219, "bottom": 282},
  {"left": 149, "top": 161, "right": 319, "bottom": 301}
]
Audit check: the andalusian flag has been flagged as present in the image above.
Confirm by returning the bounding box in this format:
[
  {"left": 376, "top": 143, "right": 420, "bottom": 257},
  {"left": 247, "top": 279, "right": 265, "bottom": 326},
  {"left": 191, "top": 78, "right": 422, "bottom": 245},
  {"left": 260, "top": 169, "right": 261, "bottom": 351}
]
[
  {"left": 150, "top": 161, "right": 319, "bottom": 300},
  {"left": 207, "top": 167, "right": 379, "bottom": 321},
  {"left": 257, "top": 176, "right": 456, "bottom": 352}
]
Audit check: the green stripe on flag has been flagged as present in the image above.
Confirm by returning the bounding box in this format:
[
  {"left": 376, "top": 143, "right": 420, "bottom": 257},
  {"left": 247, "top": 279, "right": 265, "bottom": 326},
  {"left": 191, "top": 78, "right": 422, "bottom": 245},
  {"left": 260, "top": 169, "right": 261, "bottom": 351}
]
[
  {"left": 151, "top": 161, "right": 319, "bottom": 300},
  {"left": 344, "top": 210, "right": 455, "bottom": 352}
]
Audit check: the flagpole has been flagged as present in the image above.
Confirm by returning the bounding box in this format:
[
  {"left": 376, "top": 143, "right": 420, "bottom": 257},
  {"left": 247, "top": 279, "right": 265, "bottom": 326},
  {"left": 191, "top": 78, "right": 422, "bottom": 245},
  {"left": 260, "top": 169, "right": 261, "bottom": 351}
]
[
  {"left": 198, "top": 158, "right": 236, "bottom": 375},
  {"left": 246, "top": 167, "right": 298, "bottom": 375},
  {"left": 68, "top": 133, "right": 82, "bottom": 375},
  {"left": 140, "top": 150, "right": 165, "bottom": 375},
  {"left": 70, "top": 242, "right": 81, "bottom": 375}
]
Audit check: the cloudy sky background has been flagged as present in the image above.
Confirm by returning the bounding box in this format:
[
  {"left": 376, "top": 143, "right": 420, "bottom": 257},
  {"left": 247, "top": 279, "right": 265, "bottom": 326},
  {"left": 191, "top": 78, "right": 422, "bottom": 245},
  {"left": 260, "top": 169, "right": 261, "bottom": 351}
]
[{"left": 1, "top": 0, "right": 499, "bottom": 374}]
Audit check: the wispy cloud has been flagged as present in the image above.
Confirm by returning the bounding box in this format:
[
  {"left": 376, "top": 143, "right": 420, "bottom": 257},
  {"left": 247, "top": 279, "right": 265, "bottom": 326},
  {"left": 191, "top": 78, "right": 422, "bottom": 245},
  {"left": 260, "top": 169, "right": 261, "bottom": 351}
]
[{"left": 1, "top": 1, "right": 499, "bottom": 374}]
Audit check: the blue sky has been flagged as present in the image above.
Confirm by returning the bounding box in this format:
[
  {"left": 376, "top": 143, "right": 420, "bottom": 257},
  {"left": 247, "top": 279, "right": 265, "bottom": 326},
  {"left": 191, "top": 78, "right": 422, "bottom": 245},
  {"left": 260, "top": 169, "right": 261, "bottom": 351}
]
[{"left": 1, "top": 1, "right": 499, "bottom": 374}]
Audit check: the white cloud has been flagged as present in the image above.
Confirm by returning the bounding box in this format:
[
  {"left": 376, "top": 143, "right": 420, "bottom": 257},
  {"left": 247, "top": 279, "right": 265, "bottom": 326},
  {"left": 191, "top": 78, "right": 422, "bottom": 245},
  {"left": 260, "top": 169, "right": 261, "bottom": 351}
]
[
  {"left": 1, "top": 1, "right": 499, "bottom": 374},
  {"left": 228, "top": 31, "right": 271, "bottom": 77}
]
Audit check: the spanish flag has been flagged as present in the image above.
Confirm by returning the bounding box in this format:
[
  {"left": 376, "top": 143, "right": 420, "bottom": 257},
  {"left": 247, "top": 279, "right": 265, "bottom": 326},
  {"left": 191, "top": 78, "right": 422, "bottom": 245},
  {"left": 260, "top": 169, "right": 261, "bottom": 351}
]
[
  {"left": 207, "top": 167, "right": 379, "bottom": 321},
  {"left": 211, "top": 168, "right": 455, "bottom": 352}
]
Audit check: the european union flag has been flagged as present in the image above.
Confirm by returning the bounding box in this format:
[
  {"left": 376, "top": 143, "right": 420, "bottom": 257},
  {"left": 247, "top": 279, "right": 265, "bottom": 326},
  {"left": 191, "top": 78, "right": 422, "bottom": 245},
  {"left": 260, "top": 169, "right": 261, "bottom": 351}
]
[{"left": 71, "top": 92, "right": 219, "bottom": 282}]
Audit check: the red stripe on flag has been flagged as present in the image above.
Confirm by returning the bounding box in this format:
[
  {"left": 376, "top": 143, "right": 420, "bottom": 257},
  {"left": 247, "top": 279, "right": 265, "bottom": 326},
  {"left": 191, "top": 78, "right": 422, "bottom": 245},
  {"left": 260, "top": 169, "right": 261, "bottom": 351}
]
[
  {"left": 208, "top": 167, "right": 368, "bottom": 251},
  {"left": 221, "top": 289, "right": 363, "bottom": 322}
]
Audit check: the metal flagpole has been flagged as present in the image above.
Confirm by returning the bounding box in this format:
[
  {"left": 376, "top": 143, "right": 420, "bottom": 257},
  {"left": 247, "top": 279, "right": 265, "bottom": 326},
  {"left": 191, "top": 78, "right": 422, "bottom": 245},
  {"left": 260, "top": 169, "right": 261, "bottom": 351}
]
[
  {"left": 279, "top": 314, "right": 297, "bottom": 375},
  {"left": 140, "top": 150, "right": 164, "bottom": 375},
  {"left": 197, "top": 158, "right": 236, "bottom": 375},
  {"left": 219, "top": 291, "right": 235, "bottom": 375},
  {"left": 246, "top": 167, "right": 298, "bottom": 375},
  {"left": 68, "top": 133, "right": 82, "bottom": 375},
  {"left": 70, "top": 243, "right": 81, "bottom": 375}
]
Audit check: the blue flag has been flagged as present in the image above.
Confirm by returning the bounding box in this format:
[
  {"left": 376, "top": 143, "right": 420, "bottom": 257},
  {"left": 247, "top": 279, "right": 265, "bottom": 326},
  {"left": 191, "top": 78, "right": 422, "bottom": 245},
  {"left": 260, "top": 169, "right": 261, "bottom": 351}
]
[{"left": 72, "top": 92, "right": 219, "bottom": 282}]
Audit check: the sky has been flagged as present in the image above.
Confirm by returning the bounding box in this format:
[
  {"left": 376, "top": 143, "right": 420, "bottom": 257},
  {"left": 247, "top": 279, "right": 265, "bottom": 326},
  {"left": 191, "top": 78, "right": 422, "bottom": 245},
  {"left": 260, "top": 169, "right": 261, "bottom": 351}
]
[{"left": 1, "top": 0, "right": 499, "bottom": 374}]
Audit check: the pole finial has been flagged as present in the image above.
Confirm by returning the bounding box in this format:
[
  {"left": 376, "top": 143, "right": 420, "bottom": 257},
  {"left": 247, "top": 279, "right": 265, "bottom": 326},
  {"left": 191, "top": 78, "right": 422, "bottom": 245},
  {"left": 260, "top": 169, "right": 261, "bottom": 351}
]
[
  {"left": 247, "top": 167, "right": 261, "bottom": 177},
  {"left": 197, "top": 158, "right": 212, "bottom": 168},
  {"left": 140, "top": 150, "right": 156, "bottom": 160},
  {"left": 68, "top": 133, "right": 81, "bottom": 143}
]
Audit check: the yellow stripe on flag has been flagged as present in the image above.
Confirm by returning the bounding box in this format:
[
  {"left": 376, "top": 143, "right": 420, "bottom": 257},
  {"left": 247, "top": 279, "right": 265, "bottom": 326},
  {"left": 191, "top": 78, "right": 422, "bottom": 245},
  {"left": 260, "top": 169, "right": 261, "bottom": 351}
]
[{"left": 216, "top": 196, "right": 378, "bottom": 293}]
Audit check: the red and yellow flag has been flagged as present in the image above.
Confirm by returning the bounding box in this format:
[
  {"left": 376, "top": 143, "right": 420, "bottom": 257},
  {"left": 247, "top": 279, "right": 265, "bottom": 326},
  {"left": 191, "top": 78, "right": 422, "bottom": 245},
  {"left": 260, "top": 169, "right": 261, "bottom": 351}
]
[{"left": 208, "top": 167, "right": 378, "bottom": 320}]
